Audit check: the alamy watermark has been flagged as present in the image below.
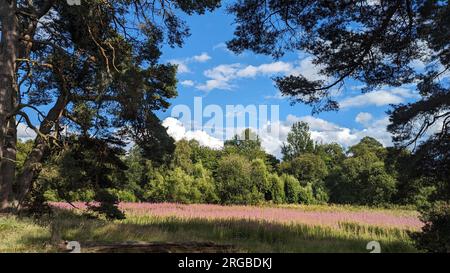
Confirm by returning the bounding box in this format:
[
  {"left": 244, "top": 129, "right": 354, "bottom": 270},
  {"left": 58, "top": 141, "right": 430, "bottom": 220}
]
[{"left": 170, "top": 97, "right": 280, "bottom": 141}]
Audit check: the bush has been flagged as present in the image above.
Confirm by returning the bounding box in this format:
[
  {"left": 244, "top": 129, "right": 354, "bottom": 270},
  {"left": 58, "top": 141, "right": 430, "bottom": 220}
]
[
  {"left": 88, "top": 190, "right": 125, "bottom": 220},
  {"left": 68, "top": 189, "right": 96, "bottom": 202},
  {"left": 108, "top": 189, "right": 138, "bottom": 202},
  {"left": 329, "top": 154, "right": 396, "bottom": 205},
  {"left": 411, "top": 202, "right": 450, "bottom": 253},
  {"left": 282, "top": 174, "right": 301, "bottom": 204},
  {"left": 164, "top": 167, "right": 201, "bottom": 203},
  {"left": 216, "top": 154, "right": 263, "bottom": 204},
  {"left": 280, "top": 153, "right": 328, "bottom": 184},
  {"left": 268, "top": 173, "right": 285, "bottom": 204},
  {"left": 298, "top": 183, "right": 315, "bottom": 204},
  {"left": 192, "top": 163, "right": 219, "bottom": 203},
  {"left": 251, "top": 159, "right": 270, "bottom": 197},
  {"left": 313, "top": 186, "right": 330, "bottom": 204}
]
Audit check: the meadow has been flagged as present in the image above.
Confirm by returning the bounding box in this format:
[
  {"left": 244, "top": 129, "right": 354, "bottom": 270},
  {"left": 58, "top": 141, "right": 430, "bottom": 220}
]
[{"left": 0, "top": 203, "right": 421, "bottom": 253}]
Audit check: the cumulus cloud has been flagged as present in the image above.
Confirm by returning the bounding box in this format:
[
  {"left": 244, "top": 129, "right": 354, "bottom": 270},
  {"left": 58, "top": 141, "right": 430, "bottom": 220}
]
[
  {"left": 162, "top": 117, "right": 224, "bottom": 150},
  {"left": 264, "top": 114, "right": 393, "bottom": 157},
  {"left": 163, "top": 112, "right": 393, "bottom": 158},
  {"left": 168, "top": 59, "right": 190, "bottom": 73},
  {"left": 180, "top": 80, "right": 195, "bottom": 87},
  {"left": 212, "top": 43, "right": 234, "bottom": 54},
  {"left": 169, "top": 52, "right": 212, "bottom": 74},
  {"left": 192, "top": 53, "right": 211, "bottom": 63},
  {"left": 196, "top": 56, "right": 325, "bottom": 92},
  {"left": 17, "top": 123, "right": 37, "bottom": 141},
  {"left": 339, "top": 87, "right": 418, "bottom": 108},
  {"left": 355, "top": 112, "right": 373, "bottom": 125}
]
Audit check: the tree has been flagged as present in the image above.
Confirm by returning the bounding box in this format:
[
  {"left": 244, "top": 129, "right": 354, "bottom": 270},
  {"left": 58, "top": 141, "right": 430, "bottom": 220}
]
[
  {"left": 314, "top": 142, "right": 345, "bottom": 171},
  {"left": 250, "top": 158, "right": 270, "bottom": 199},
  {"left": 328, "top": 150, "right": 396, "bottom": 206},
  {"left": 227, "top": 2, "right": 449, "bottom": 249},
  {"left": 349, "top": 137, "right": 386, "bottom": 159},
  {"left": 0, "top": 0, "right": 221, "bottom": 210},
  {"left": 268, "top": 173, "right": 285, "bottom": 204},
  {"left": 281, "top": 174, "right": 301, "bottom": 204},
  {"left": 228, "top": 1, "right": 448, "bottom": 114},
  {"left": 36, "top": 135, "right": 129, "bottom": 218},
  {"left": 410, "top": 201, "right": 450, "bottom": 253},
  {"left": 281, "top": 122, "right": 315, "bottom": 161},
  {"left": 224, "top": 129, "right": 267, "bottom": 159},
  {"left": 280, "top": 153, "right": 328, "bottom": 185},
  {"left": 215, "top": 154, "right": 263, "bottom": 205},
  {"left": 172, "top": 139, "right": 194, "bottom": 173}
]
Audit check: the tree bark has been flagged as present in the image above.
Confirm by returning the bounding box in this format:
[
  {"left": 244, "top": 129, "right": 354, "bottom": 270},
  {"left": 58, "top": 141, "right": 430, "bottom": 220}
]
[
  {"left": 16, "top": 95, "right": 68, "bottom": 205},
  {"left": 0, "top": 0, "right": 18, "bottom": 210}
]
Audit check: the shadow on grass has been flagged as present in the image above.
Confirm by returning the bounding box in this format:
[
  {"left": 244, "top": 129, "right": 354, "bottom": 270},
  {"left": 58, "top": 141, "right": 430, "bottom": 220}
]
[{"left": 15, "top": 209, "right": 418, "bottom": 253}]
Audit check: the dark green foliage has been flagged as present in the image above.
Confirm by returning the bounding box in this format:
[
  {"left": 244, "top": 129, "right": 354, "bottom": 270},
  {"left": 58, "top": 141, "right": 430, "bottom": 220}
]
[
  {"left": 327, "top": 138, "right": 396, "bottom": 206},
  {"left": 411, "top": 202, "right": 450, "bottom": 253},
  {"left": 314, "top": 143, "right": 345, "bottom": 171},
  {"left": 227, "top": 1, "right": 449, "bottom": 251},
  {"left": 1, "top": 0, "right": 223, "bottom": 212},
  {"left": 215, "top": 154, "right": 262, "bottom": 205},
  {"left": 280, "top": 153, "right": 328, "bottom": 185},
  {"left": 88, "top": 190, "right": 125, "bottom": 220},
  {"left": 224, "top": 129, "right": 268, "bottom": 162},
  {"left": 35, "top": 136, "right": 128, "bottom": 219},
  {"left": 20, "top": 183, "right": 53, "bottom": 218},
  {"left": 282, "top": 174, "right": 301, "bottom": 204},
  {"left": 268, "top": 173, "right": 285, "bottom": 204}
]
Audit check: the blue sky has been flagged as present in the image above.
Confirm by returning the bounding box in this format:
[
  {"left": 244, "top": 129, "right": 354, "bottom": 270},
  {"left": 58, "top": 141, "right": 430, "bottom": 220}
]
[
  {"left": 16, "top": 5, "right": 422, "bottom": 158},
  {"left": 155, "top": 6, "right": 420, "bottom": 157}
]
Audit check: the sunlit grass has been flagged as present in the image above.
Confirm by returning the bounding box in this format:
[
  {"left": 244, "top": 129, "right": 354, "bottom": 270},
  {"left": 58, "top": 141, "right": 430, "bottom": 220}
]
[
  {"left": 0, "top": 216, "right": 51, "bottom": 252},
  {"left": 0, "top": 206, "right": 418, "bottom": 253}
]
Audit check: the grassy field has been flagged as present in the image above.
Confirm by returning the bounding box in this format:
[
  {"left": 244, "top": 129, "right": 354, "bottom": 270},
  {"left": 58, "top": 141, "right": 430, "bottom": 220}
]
[{"left": 0, "top": 203, "right": 420, "bottom": 253}]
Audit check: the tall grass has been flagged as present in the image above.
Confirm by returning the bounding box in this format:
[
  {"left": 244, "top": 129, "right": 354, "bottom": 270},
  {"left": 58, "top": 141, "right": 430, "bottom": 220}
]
[{"left": 0, "top": 209, "right": 418, "bottom": 253}]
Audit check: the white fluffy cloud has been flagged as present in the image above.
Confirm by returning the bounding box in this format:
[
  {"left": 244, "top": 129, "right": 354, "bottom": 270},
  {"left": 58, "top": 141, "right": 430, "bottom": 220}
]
[
  {"left": 163, "top": 111, "right": 393, "bottom": 158},
  {"left": 180, "top": 80, "right": 195, "bottom": 87},
  {"left": 168, "top": 59, "right": 191, "bottom": 73},
  {"left": 17, "top": 123, "right": 37, "bottom": 141},
  {"left": 169, "top": 52, "right": 212, "bottom": 74},
  {"left": 192, "top": 53, "right": 211, "bottom": 63},
  {"left": 355, "top": 112, "right": 373, "bottom": 125},
  {"left": 197, "top": 56, "right": 325, "bottom": 92},
  {"left": 162, "top": 117, "right": 223, "bottom": 150},
  {"left": 339, "top": 87, "right": 418, "bottom": 108}
]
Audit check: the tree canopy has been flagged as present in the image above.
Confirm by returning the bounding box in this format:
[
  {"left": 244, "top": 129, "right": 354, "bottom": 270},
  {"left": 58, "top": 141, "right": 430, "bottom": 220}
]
[
  {"left": 227, "top": 0, "right": 449, "bottom": 141},
  {"left": 0, "top": 0, "right": 221, "bottom": 210}
]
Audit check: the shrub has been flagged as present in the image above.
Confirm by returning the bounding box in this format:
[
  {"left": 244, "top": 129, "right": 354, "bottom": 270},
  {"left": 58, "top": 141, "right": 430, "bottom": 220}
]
[
  {"left": 282, "top": 174, "right": 301, "bottom": 204},
  {"left": 250, "top": 159, "right": 270, "bottom": 197},
  {"left": 329, "top": 154, "right": 396, "bottom": 205},
  {"left": 313, "top": 186, "right": 330, "bottom": 204},
  {"left": 280, "top": 153, "right": 328, "bottom": 184},
  {"left": 108, "top": 189, "right": 138, "bottom": 202},
  {"left": 298, "top": 183, "right": 315, "bottom": 204},
  {"left": 192, "top": 163, "right": 219, "bottom": 203},
  {"left": 268, "top": 173, "right": 285, "bottom": 204},
  {"left": 216, "top": 154, "right": 263, "bottom": 204},
  {"left": 411, "top": 202, "right": 450, "bottom": 253}
]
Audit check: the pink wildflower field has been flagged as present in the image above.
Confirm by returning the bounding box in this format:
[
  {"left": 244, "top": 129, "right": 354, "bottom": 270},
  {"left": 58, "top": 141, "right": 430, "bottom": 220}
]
[{"left": 51, "top": 202, "right": 422, "bottom": 230}]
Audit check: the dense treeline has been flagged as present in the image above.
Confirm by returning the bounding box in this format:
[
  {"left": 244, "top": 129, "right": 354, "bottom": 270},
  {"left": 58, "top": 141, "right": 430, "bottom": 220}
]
[{"left": 18, "top": 122, "right": 434, "bottom": 208}]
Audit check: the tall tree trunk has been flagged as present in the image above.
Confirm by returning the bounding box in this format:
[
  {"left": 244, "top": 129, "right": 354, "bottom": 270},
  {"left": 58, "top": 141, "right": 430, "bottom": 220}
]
[
  {"left": 0, "top": 0, "right": 18, "bottom": 210},
  {"left": 16, "top": 95, "right": 68, "bottom": 205}
]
